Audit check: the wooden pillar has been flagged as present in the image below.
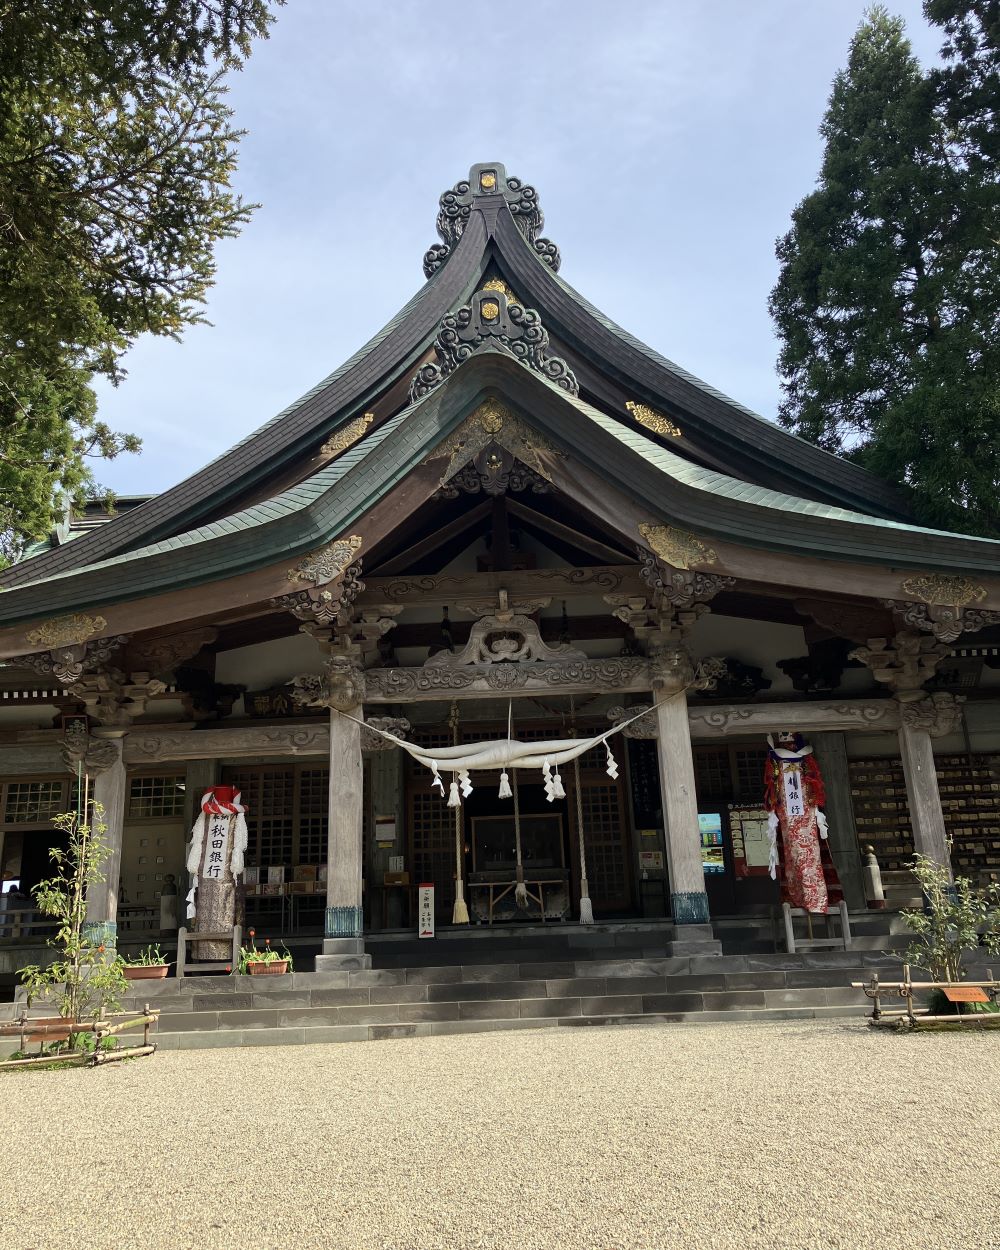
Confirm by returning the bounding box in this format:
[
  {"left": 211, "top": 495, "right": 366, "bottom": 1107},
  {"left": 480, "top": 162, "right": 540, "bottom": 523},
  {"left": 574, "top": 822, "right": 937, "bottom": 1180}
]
[
  {"left": 898, "top": 720, "right": 952, "bottom": 878},
  {"left": 84, "top": 733, "right": 127, "bottom": 946},
  {"left": 654, "top": 693, "right": 709, "bottom": 924},
  {"left": 811, "top": 732, "right": 866, "bottom": 910},
  {"left": 323, "top": 704, "right": 366, "bottom": 950}
]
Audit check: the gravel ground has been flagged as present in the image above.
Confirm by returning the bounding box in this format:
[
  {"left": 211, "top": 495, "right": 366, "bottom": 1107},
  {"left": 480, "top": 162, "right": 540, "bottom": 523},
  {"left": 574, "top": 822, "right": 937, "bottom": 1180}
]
[{"left": 2, "top": 1019, "right": 998, "bottom": 1250}]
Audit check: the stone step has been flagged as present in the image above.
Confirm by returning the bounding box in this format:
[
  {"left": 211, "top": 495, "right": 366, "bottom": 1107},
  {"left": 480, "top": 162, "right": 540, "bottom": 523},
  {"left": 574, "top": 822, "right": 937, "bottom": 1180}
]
[
  {"left": 2, "top": 947, "right": 916, "bottom": 1022},
  {"left": 105, "top": 965, "right": 892, "bottom": 1025},
  {"left": 148, "top": 998, "right": 866, "bottom": 1050},
  {"left": 121, "top": 982, "right": 869, "bottom": 1040}
]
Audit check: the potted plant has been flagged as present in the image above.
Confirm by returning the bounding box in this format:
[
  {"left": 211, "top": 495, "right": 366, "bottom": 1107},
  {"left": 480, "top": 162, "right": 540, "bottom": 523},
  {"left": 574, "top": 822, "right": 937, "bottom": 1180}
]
[
  {"left": 121, "top": 943, "right": 170, "bottom": 980},
  {"left": 902, "top": 853, "right": 1000, "bottom": 1016},
  {"left": 19, "top": 800, "right": 128, "bottom": 1050},
  {"left": 237, "top": 929, "right": 293, "bottom": 976}
]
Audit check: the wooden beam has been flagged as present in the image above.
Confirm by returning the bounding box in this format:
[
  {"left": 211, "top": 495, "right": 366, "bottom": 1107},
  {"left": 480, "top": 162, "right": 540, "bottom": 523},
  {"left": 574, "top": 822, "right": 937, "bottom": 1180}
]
[
  {"left": 374, "top": 499, "right": 492, "bottom": 575},
  {"left": 117, "top": 696, "right": 904, "bottom": 762},
  {"left": 505, "top": 497, "right": 632, "bottom": 564}
]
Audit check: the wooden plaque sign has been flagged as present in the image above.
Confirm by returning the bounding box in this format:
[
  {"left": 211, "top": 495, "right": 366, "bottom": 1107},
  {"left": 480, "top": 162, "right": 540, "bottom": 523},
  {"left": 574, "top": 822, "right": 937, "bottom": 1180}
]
[{"left": 942, "top": 985, "right": 990, "bottom": 1004}]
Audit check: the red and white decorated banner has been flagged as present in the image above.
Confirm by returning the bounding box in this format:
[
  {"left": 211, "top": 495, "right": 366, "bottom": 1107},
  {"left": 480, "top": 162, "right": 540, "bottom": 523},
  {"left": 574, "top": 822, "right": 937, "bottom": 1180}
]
[{"left": 185, "top": 785, "right": 250, "bottom": 920}]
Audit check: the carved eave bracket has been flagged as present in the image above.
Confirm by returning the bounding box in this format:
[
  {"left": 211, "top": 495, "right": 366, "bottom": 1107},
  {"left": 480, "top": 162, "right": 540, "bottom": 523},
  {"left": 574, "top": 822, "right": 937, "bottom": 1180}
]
[
  {"left": 422, "top": 163, "right": 561, "bottom": 278},
  {"left": 126, "top": 627, "right": 218, "bottom": 681},
  {"left": 883, "top": 598, "right": 1000, "bottom": 644},
  {"left": 273, "top": 559, "right": 366, "bottom": 629},
  {"left": 70, "top": 670, "right": 168, "bottom": 728},
  {"left": 849, "top": 631, "right": 953, "bottom": 701},
  {"left": 881, "top": 574, "right": 1000, "bottom": 644},
  {"left": 636, "top": 542, "right": 734, "bottom": 612},
  {"left": 410, "top": 292, "right": 578, "bottom": 401},
  {"left": 18, "top": 632, "right": 131, "bottom": 687}
]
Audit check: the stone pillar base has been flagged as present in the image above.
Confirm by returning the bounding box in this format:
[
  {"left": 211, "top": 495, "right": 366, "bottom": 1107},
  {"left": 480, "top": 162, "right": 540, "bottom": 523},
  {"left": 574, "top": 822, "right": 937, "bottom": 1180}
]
[
  {"left": 316, "top": 937, "right": 372, "bottom": 972},
  {"left": 671, "top": 891, "right": 710, "bottom": 924},
  {"left": 325, "top": 905, "right": 362, "bottom": 939}
]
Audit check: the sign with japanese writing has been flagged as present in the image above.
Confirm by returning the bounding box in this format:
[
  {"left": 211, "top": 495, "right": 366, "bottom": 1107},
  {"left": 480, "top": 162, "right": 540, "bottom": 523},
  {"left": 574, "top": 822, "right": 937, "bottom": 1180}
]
[
  {"left": 202, "top": 815, "right": 231, "bottom": 881},
  {"left": 729, "top": 805, "right": 772, "bottom": 878},
  {"left": 418, "top": 883, "right": 435, "bottom": 939},
  {"left": 942, "top": 985, "right": 990, "bottom": 1003},
  {"left": 781, "top": 762, "right": 806, "bottom": 819}
]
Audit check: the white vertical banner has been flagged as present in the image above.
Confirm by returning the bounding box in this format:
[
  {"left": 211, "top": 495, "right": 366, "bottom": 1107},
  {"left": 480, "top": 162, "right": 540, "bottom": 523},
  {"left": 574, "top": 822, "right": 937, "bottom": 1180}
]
[
  {"left": 781, "top": 762, "right": 807, "bottom": 820},
  {"left": 418, "top": 883, "right": 435, "bottom": 939}
]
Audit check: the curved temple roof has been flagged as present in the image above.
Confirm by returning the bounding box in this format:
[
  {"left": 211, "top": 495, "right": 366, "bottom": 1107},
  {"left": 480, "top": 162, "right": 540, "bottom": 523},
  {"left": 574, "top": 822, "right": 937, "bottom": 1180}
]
[{"left": 0, "top": 161, "right": 997, "bottom": 628}]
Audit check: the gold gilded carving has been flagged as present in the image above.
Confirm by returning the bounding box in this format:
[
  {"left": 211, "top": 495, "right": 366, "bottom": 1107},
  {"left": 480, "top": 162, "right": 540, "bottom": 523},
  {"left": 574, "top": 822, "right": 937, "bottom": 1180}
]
[
  {"left": 425, "top": 399, "right": 563, "bottom": 484},
  {"left": 626, "top": 401, "right": 682, "bottom": 439},
  {"left": 321, "top": 413, "right": 374, "bottom": 457},
  {"left": 638, "top": 523, "right": 717, "bottom": 571},
  {"left": 480, "top": 300, "right": 500, "bottom": 321},
  {"left": 25, "top": 613, "right": 107, "bottom": 650},
  {"left": 479, "top": 170, "right": 497, "bottom": 190},
  {"left": 287, "top": 535, "right": 363, "bottom": 585},
  {"left": 900, "top": 573, "right": 987, "bottom": 607},
  {"left": 483, "top": 278, "right": 519, "bottom": 304}
]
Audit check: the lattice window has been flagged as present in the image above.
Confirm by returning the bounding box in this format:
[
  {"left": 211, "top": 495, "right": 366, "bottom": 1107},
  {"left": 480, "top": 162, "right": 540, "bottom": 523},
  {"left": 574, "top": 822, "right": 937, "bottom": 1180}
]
[
  {"left": 580, "top": 781, "right": 630, "bottom": 909},
  {"left": 224, "top": 767, "right": 294, "bottom": 869},
  {"left": 128, "top": 774, "right": 185, "bottom": 819},
  {"left": 694, "top": 749, "right": 731, "bottom": 800},
  {"left": 733, "top": 749, "right": 767, "bottom": 801},
  {"left": 3, "top": 780, "right": 67, "bottom": 825},
  {"left": 297, "top": 768, "right": 328, "bottom": 864},
  {"left": 410, "top": 790, "right": 455, "bottom": 917}
]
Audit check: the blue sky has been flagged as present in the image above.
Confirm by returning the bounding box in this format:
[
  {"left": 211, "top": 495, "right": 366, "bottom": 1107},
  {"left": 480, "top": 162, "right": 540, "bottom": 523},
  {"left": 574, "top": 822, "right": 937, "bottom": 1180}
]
[{"left": 93, "top": 0, "right": 942, "bottom": 496}]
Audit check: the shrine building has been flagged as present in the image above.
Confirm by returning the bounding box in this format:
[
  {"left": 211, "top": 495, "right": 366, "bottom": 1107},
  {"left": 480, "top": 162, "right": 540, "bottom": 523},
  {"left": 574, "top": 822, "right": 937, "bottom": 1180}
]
[{"left": 1, "top": 162, "right": 1000, "bottom": 975}]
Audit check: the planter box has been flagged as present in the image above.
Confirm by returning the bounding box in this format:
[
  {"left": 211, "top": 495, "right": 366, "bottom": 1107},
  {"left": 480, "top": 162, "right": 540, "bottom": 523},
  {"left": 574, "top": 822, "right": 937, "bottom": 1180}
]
[
  {"left": 246, "top": 960, "right": 289, "bottom": 976},
  {"left": 123, "top": 965, "right": 170, "bottom": 981}
]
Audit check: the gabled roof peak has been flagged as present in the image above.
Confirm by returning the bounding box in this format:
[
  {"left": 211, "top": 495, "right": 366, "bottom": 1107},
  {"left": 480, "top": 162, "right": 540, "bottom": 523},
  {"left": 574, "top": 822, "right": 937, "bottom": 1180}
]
[{"left": 423, "top": 162, "right": 561, "bottom": 278}]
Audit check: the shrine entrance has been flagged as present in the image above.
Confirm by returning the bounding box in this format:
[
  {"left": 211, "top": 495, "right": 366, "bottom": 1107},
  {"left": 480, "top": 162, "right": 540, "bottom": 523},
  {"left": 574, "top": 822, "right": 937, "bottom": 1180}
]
[
  {"left": 405, "top": 720, "right": 635, "bottom": 925},
  {"left": 691, "top": 742, "right": 778, "bottom": 915}
]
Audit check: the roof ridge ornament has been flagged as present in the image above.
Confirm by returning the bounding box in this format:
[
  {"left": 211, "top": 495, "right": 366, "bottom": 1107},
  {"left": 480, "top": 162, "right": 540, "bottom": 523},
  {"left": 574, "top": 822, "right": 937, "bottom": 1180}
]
[
  {"left": 422, "top": 162, "right": 562, "bottom": 278},
  {"left": 409, "top": 289, "right": 579, "bottom": 401}
]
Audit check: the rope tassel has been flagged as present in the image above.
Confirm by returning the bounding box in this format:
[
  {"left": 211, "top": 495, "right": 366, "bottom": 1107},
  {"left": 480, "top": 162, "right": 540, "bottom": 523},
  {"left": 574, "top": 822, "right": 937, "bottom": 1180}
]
[
  {"left": 447, "top": 779, "right": 461, "bottom": 808},
  {"left": 498, "top": 771, "right": 512, "bottom": 799},
  {"left": 552, "top": 769, "right": 566, "bottom": 800}
]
